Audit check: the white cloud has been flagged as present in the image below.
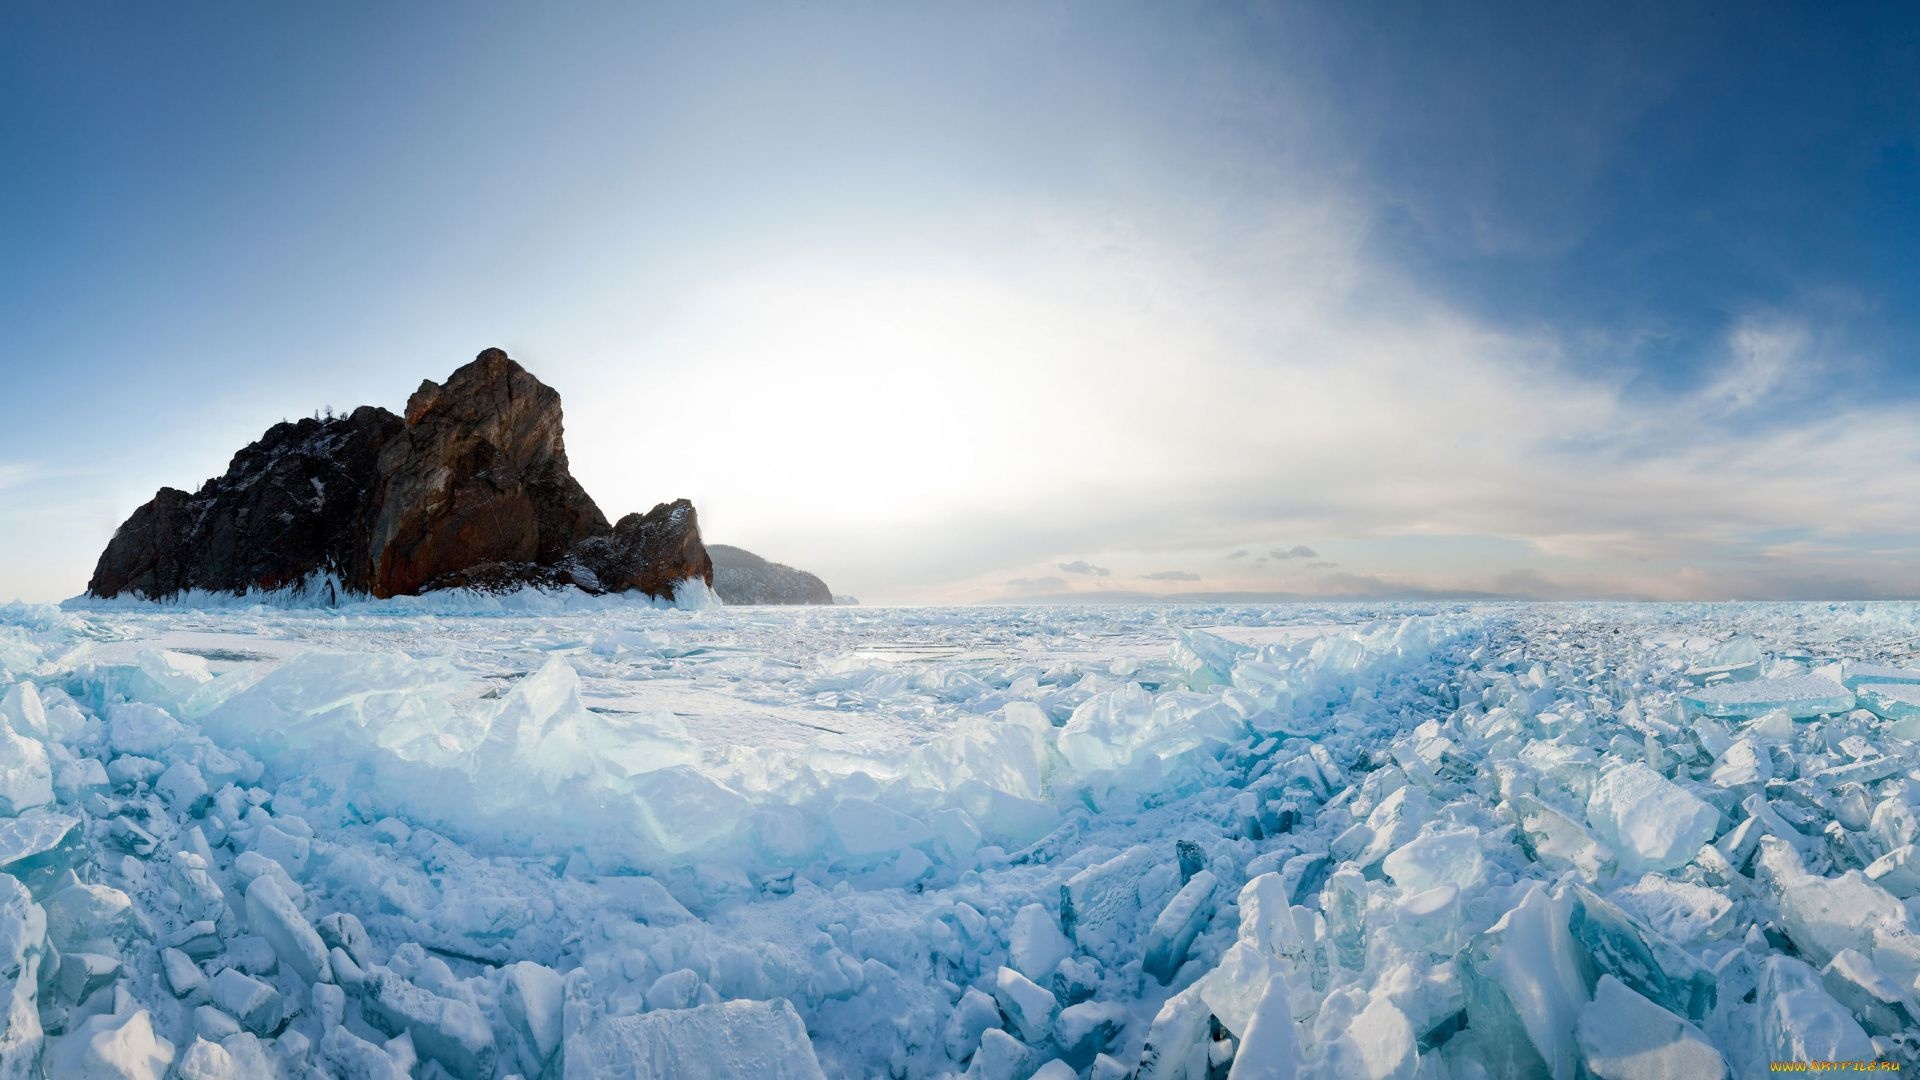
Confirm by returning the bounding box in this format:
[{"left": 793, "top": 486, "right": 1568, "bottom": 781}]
[
  {"left": 1697, "top": 315, "right": 1812, "bottom": 415},
  {"left": 533, "top": 171, "right": 1920, "bottom": 603}
]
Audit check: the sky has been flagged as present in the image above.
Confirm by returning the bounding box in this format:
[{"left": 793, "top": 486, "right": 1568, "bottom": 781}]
[{"left": 5, "top": 2, "right": 1920, "bottom": 604}]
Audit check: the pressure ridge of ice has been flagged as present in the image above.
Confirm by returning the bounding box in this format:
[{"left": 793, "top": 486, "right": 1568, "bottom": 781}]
[{"left": 1, "top": 598, "right": 1919, "bottom": 1076}]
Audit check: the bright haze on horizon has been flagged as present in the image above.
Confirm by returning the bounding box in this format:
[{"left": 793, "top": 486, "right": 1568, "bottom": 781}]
[{"left": 5, "top": 3, "right": 1920, "bottom": 604}]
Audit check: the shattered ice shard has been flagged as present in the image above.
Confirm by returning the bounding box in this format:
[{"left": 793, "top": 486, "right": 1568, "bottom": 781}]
[
  {"left": 564, "top": 998, "right": 828, "bottom": 1079},
  {"left": 992, "top": 965, "right": 1058, "bottom": 1042},
  {"left": 1684, "top": 634, "right": 1762, "bottom": 683},
  {"left": 1566, "top": 885, "right": 1715, "bottom": 1023},
  {"left": 1840, "top": 661, "right": 1920, "bottom": 689},
  {"left": 1575, "top": 975, "right": 1727, "bottom": 1080},
  {"left": 361, "top": 970, "right": 495, "bottom": 1078},
  {"left": 1679, "top": 675, "right": 1853, "bottom": 719},
  {"left": 0, "top": 813, "right": 82, "bottom": 899},
  {"left": 1759, "top": 956, "right": 1874, "bottom": 1063},
  {"left": 1852, "top": 682, "right": 1920, "bottom": 732},
  {"left": 1584, "top": 763, "right": 1717, "bottom": 875},
  {"left": 1225, "top": 973, "right": 1303, "bottom": 1079}
]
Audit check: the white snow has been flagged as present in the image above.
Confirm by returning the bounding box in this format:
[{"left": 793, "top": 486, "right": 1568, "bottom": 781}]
[{"left": 0, "top": 598, "right": 1918, "bottom": 1074}]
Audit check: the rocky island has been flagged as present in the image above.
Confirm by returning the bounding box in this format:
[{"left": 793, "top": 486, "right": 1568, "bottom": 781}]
[
  {"left": 709, "top": 545, "right": 835, "bottom": 605},
  {"left": 87, "top": 349, "right": 712, "bottom": 603}
]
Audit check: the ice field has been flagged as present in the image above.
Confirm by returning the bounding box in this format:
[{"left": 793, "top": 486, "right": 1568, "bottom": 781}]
[{"left": 2, "top": 597, "right": 1919, "bottom": 1077}]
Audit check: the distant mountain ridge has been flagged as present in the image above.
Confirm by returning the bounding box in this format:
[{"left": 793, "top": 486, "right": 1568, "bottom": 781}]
[
  {"left": 88, "top": 349, "right": 712, "bottom": 603},
  {"left": 709, "top": 544, "right": 834, "bottom": 605}
]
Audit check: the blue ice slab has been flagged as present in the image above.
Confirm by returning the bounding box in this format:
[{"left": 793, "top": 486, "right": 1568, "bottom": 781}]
[
  {"left": 1678, "top": 676, "right": 1854, "bottom": 719},
  {"left": 1842, "top": 663, "right": 1920, "bottom": 691},
  {"left": 1854, "top": 682, "right": 1920, "bottom": 721}
]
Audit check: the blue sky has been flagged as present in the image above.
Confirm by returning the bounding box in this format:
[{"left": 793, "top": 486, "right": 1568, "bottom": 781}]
[{"left": 4, "top": 2, "right": 1920, "bottom": 603}]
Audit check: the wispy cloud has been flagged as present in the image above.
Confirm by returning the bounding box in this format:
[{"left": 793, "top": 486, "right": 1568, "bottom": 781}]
[
  {"left": 0, "top": 464, "right": 39, "bottom": 492},
  {"left": 1057, "top": 560, "right": 1110, "bottom": 577},
  {"left": 1143, "top": 570, "right": 1200, "bottom": 582},
  {"left": 1697, "top": 315, "right": 1814, "bottom": 415},
  {"left": 1270, "top": 545, "right": 1318, "bottom": 560}
]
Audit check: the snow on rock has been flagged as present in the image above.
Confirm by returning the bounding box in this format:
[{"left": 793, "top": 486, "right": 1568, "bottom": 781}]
[
  {"left": 1008, "top": 902, "right": 1072, "bottom": 982},
  {"left": 44, "top": 1006, "right": 174, "bottom": 1079},
  {"left": 208, "top": 968, "right": 282, "bottom": 1035},
  {"left": 990, "top": 964, "right": 1058, "bottom": 1042}
]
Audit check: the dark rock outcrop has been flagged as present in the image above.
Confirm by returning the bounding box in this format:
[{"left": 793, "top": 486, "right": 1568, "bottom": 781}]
[
  {"left": 709, "top": 544, "right": 834, "bottom": 605},
  {"left": 87, "top": 349, "right": 712, "bottom": 603},
  {"left": 88, "top": 406, "right": 403, "bottom": 601},
  {"left": 572, "top": 502, "right": 715, "bottom": 598}
]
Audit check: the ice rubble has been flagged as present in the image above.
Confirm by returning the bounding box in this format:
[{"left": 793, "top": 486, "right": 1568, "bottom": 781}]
[{"left": 0, "top": 601, "right": 1918, "bottom": 1076}]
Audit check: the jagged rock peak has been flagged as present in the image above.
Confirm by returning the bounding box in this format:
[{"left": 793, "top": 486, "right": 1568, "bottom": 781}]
[
  {"left": 367, "top": 348, "right": 609, "bottom": 597},
  {"left": 87, "top": 349, "right": 710, "bottom": 604}
]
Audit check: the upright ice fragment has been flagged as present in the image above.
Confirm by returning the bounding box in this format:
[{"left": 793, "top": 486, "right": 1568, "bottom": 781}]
[
  {"left": 1460, "top": 886, "right": 1589, "bottom": 1080},
  {"left": 242, "top": 876, "right": 331, "bottom": 984},
  {"left": 1137, "top": 982, "right": 1211, "bottom": 1080},
  {"left": 1143, "top": 870, "right": 1217, "bottom": 984},
  {"left": 1225, "top": 973, "right": 1301, "bottom": 1080}
]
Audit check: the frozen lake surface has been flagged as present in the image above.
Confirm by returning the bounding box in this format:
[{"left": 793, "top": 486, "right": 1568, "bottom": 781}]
[{"left": 2, "top": 598, "right": 1918, "bottom": 1075}]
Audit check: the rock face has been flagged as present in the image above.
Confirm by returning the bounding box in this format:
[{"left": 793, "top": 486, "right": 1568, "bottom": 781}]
[
  {"left": 87, "top": 349, "right": 712, "bottom": 603},
  {"left": 709, "top": 545, "right": 833, "bottom": 605},
  {"left": 368, "top": 350, "right": 609, "bottom": 597}
]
